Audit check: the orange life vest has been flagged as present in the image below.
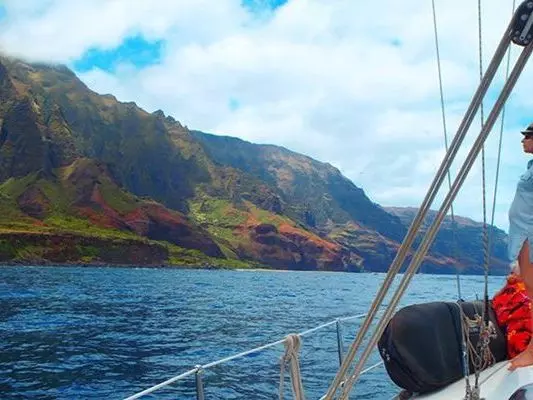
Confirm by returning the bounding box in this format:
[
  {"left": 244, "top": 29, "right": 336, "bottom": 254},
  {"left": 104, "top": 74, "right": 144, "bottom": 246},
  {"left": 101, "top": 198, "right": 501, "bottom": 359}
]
[{"left": 491, "top": 273, "right": 532, "bottom": 358}]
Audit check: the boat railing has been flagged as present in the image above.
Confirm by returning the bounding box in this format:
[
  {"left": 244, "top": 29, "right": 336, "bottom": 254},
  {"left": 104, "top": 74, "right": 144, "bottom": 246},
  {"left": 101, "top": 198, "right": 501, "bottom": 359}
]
[{"left": 123, "top": 312, "right": 385, "bottom": 400}]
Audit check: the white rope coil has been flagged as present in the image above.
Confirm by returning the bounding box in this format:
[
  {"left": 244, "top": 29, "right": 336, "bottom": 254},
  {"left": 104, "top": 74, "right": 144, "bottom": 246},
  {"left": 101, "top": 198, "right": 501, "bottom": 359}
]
[{"left": 279, "top": 334, "right": 305, "bottom": 400}]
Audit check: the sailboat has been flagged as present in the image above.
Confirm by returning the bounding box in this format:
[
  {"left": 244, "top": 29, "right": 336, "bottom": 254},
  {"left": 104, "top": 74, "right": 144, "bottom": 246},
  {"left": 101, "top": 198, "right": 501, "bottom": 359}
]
[{"left": 416, "top": 362, "right": 533, "bottom": 399}]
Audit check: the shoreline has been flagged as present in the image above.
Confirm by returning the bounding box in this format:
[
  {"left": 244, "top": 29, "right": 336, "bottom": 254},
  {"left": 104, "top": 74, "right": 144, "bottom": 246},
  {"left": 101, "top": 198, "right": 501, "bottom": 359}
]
[{"left": 0, "top": 261, "right": 510, "bottom": 276}]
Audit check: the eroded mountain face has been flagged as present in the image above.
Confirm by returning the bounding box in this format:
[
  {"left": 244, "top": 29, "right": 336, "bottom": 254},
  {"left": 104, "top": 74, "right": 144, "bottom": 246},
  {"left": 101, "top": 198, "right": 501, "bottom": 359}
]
[{"left": 0, "top": 56, "right": 509, "bottom": 274}]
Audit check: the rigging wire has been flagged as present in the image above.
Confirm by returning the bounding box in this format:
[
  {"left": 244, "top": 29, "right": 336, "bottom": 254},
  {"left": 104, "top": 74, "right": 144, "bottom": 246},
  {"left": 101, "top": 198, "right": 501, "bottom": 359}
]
[
  {"left": 476, "top": 0, "right": 492, "bottom": 391},
  {"left": 431, "top": 0, "right": 463, "bottom": 301},
  {"left": 488, "top": 0, "right": 517, "bottom": 269},
  {"left": 480, "top": 0, "right": 515, "bottom": 313},
  {"left": 431, "top": 2, "right": 477, "bottom": 396},
  {"left": 476, "top": 1, "right": 517, "bottom": 392},
  {"left": 477, "top": 0, "right": 493, "bottom": 341},
  {"left": 478, "top": 0, "right": 489, "bottom": 273}
]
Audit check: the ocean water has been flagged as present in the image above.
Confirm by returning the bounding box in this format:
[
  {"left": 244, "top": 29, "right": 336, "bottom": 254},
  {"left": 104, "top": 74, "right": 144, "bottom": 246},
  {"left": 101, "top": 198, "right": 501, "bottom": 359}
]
[{"left": 0, "top": 266, "right": 507, "bottom": 399}]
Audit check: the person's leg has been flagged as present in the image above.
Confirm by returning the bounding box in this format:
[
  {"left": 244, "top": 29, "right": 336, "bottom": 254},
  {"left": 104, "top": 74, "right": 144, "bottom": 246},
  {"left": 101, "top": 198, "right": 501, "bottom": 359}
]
[{"left": 509, "top": 240, "right": 533, "bottom": 370}]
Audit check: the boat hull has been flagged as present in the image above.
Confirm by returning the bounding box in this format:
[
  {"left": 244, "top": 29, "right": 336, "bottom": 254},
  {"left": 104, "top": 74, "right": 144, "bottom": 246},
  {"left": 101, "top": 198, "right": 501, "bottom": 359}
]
[{"left": 414, "top": 361, "right": 533, "bottom": 399}]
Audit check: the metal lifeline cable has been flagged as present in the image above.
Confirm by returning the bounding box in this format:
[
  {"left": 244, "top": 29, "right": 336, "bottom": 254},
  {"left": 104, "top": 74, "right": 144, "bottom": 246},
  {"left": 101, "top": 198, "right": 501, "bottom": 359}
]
[
  {"left": 323, "top": 2, "right": 533, "bottom": 397},
  {"left": 124, "top": 313, "right": 382, "bottom": 400}
]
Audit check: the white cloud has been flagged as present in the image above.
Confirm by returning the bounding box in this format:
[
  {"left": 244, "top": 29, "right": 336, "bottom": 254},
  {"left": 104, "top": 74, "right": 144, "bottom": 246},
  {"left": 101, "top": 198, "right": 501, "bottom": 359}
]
[{"left": 0, "top": 0, "right": 530, "bottom": 232}]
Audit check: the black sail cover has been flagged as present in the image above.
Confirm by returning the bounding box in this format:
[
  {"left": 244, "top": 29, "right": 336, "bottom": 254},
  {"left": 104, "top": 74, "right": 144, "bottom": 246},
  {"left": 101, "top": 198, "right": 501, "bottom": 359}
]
[{"left": 378, "top": 301, "right": 507, "bottom": 394}]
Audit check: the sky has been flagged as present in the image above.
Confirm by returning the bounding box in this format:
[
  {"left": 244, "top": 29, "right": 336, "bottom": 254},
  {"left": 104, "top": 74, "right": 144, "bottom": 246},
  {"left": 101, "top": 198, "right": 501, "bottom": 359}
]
[{"left": 0, "top": 0, "right": 531, "bottom": 232}]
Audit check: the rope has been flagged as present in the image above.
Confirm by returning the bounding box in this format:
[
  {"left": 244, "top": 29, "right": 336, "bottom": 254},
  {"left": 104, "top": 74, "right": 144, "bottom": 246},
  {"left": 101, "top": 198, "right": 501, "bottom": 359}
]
[
  {"left": 455, "top": 302, "right": 473, "bottom": 398},
  {"left": 279, "top": 334, "right": 305, "bottom": 400},
  {"left": 460, "top": 307, "right": 496, "bottom": 400},
  {"left": 431, "top": 0, "right": 462, "bottom": 301}
]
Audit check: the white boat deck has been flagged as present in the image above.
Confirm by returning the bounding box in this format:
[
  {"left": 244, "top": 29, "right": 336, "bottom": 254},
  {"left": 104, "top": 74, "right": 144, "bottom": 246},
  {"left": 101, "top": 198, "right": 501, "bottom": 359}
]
[{"left": 415, "top": 361, "right": 533, "bottom": 399}]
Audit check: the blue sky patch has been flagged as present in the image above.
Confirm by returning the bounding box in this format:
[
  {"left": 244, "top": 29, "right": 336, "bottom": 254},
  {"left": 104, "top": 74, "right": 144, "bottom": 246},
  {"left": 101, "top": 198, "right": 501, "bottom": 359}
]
[
  {"left": 390, "top": 38, "right": 402, "bottom": 47},
  {"left": 73, "top": 35, "right": 164, "bottom": 73},
  {"left": 0, "top": 4, "right": 6, "bottom": 21},
  {"left": 242, "top": 0, "right": 288, "bottom": 13},
  {"left": 228, "top": 98, "right": 241, "bottom": 111}
]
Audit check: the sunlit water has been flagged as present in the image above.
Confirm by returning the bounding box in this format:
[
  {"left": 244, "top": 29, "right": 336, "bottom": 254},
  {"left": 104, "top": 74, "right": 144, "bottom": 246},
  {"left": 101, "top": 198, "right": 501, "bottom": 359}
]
[{"left": 0, "top": 266, "right": 507, "bottom": 399}]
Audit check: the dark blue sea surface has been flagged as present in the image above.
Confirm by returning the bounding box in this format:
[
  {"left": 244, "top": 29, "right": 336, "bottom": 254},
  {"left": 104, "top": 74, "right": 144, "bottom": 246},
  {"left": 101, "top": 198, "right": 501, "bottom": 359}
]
[{"left": 0, "top": 266, "right": 507, "bottom": 399}]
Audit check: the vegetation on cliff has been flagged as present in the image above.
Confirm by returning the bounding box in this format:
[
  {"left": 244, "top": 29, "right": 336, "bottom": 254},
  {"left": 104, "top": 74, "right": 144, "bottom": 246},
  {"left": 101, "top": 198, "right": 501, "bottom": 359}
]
[{"left": 0, "top": 55, "right": 510, "bottom": 274}]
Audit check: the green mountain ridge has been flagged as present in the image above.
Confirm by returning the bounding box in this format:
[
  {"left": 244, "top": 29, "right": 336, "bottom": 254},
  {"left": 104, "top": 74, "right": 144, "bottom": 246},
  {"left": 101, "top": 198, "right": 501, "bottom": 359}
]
[
  {"left": 190, "top": 131, "right": 407, "bottom": 242},
  {"left": 0, "top": 55, "right": 511, "bottom": 274},
  {"left": 385, "top": 207, "right": 509, "bottom": 274}
]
